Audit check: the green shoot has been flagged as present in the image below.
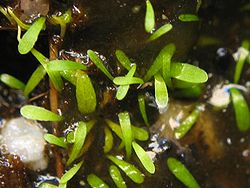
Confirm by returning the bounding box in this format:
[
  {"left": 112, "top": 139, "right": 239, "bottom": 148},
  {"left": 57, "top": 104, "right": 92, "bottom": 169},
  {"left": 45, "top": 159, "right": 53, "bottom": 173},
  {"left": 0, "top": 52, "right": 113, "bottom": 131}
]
[
  {"left": 167, "top": 157, "right": 200, "bottom": 188},
  {"left": 174, "top": 106, "right": 201, "bottom": 139},
  {"left": 178, "top": 14, "right": 199, "bottom": 22},
  {"left": 76, "top": 70, "right": 96, "bottom": 114},
  {"left": 144, "top": 43, "right": 176, "bottom": 81},
  {"left": 0, "top": 6, "right": 14, "bottom": 24},
  {"left": 104, "top": 126, "right": 114, "bottom": 153},
  {"left": 38, "top": 183, "right": 57, "bottom": 188},
  {"left": 47, "top": 60, "right": 87, "bottom": 71},
  {"left": 87, "top": 174, "right": 109, "bottom": 188},
  {"left": 118, "top": 112, "right": 133, "bottom": 159},
  {"left": 170, "top": 63, "right": 208, "bottom": 84},
  {"left": 44, "top": 134, "right": 68, "bottom": 149},
  {"left": 67, "top": 121, "right": 87, "bottom": 165},
  {"left": 87, "top": 50, "right": 114, "bottom": 80},
  {"left": 145, "top": 0, "right": 155, "bottom": 33},
  {"left": 147, "top": 23, "right": 173, "bottom": 42},
  {"left": 24, "top": 65, "right": 46, "bottom": 96},
  {"left": 132, "top": 142, "right": 155, "bottom": 174},
  {"left": 18, "top": 17, "right": 46, "bottom": 54},
  {"left": 138, "top": 94, "right": 149, "bottom": 126},
  {"left": 154, "top": 73, "right": 169, "bottom": 113},
  {"left": 230, "top": 88, "right": 250, "bottom": 132},
  {"left": 7, "top": 7, "right": 30, "bottom": 30},
  {"left": 20, "top": 105, "right": 63, "bottom": 121},
  {"left": 109, "top": 165, "right": 127, "bottom": 188},
  {"left": 115, "top": 50, "right": 133, "bottom": 71},
  {"left": 0, "top": 73, "right": 25, "bottom": 90},
  {"left": 113, "top": 76, "right": 144, "bottom": 85},
  {"left": 107, "top": 155, "right": 144, "bottom": 184},
  {"left": 60, "top": 161, "right": 83, "bottom": 184}
]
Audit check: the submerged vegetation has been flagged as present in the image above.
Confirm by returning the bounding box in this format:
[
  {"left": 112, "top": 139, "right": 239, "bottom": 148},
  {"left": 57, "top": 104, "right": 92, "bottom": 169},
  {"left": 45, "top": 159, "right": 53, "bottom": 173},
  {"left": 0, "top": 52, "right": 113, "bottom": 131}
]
[{"left": 0, "top": 0, "right": 250, "bottom": 188}]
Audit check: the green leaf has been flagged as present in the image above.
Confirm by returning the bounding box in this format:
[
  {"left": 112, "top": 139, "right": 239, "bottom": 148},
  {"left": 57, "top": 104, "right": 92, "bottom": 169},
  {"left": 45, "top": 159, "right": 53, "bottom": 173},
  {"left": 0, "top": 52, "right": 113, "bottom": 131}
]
[
  {"left": 44, "top": 134, "right": 67, "bottom": 149},
  {"left": 7, "top": 7, "right": 30, "bottom": 30},
  {"left": 38, "top": 183, "right": 57, "bottom": 188},
  {"left": 167, "top": 157, "right": 200, "bottom": 188},
  {"left": 107, "top": 155, "right": 144, "bottom": 184},
  {"left": 104, "top": 126, "right": 114, "bottom": 153},
  {"left": 24, "top": 65, "right": 46, "bottom": 96},
  {"left": 47, "top": 60, "right": 87, "bottom": 71},
  {"left": 118, "top": 112, "right": 133, "bottom": 159},
  {"left": 105, "top": 119, "right": 123, "bottom": 139},
  {"left": 60, "top": 161, "right": 83, "bottom": 184},
  {"left": 87, "top": 50, "right": 114, "bottom": 80},
  {"left": 145, "top": 0, "right": 155, "bottom": 33},
  {"left": 230, "top": 88, "right": 250, "bottom": 132},
  {"left": 132, "top": 142, "right": 155, "bottom": 174},
  {"left": 0, "top": 73, "right": 25, "bottom": 90},
  {"left": 147, "top": 23, "right": 173, "bottom": 42},
  {"left": 20, "top": 105, "right": 63, "bottom": 122},
  {"left": 18, "top": 17, "right": 46, "bottom": 54},
  {"left": 138, "top": 94, "right": 149, "bottom": 126},
  {"left": 76, "top": 71, "right": 96, "bottom": 114},
  {"left": 115, "top": 50, "right": 133, "bottom": 71},
  {"left": 67, "top": 121, "right": 87, "bottom": 165},
  {"left": 178, "top": 14, "right": 199, "bottom": 22},
  {"left": 154, "top": 73, "right": 168, "bottom": 113},
  {"left": 87, "top": 174, "right": 109, "bottom": 188},
  {"left": 61, "top": 70, "right": 77, "bottom": 85},
  {"left": 0, "top": 6, "right": 14, "bottom": 25},
  {"left": 144, "top": 43, "right": 176, "bottom": 81},
  {"left": 174, "top": 107, "right": 201, "bottom": 139},
  {"left": 170, "top": 63, "right": 208, "bottom": 84},
  {"left": 109, "top": 165, "right": 127, "bottom": 188},
  {"left": 113, "top": 77, "right": 144, "bottom": 85}
]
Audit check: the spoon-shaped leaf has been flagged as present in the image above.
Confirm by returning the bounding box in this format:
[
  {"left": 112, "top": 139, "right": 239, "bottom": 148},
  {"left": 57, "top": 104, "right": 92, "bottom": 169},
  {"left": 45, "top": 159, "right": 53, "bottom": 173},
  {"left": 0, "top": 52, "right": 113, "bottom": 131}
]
[
  {"left": 47, "top": 60, "right": 87, "bottom": 71},
  {"left": 76, "top": 70, "right": 96, "bottom": 114},
  {"left": 170, "top": 63, "right": 208, "bottom": 83},
  {"left": 60, "top": 161, "right": 83, "bottom": 184},
  {"left": 109, "top": 165, "right": 127, "bottom": 188},
  {"left": 0, "top": 73, "right": 25, "bottom": 90},
  {"left": 87, "top": 174, "right": 109, "bottom": 188},
  {"left": 115, "top": 50, "right": 133, "bottom": 71},
  {"left": 178, "top": 14, "right": 199, "bottom": 22},
  {"left": 114, "top": 76, "right": 144, "bottom": 85},
  {"left": 167, "top": 157, "right": 200, "bottom": 188},
  {"left": 67, "top": 121, "right": 87, "bottom": 165},
  {"left": 145, "top": 0, "right": 155, "bottom": 33},
  {"left": 147, "top": 23, "right": 173, "bottom": 42},
  {"left": 118, "top": 112, "right": 133, "bottom": 159},
  {"left": 154, "top": 73, "right": 168, "bottom": 113},
  {"left": 104, "top": 126, "right": 114, "bottom": 153},
  {"left": 132, "top": 142, "right": 155, "bottom": 174},
  {"left": 44, "top": 134, "right": 67, "bottom": 149},
  {"left": 87, "top": 50, "right": 114, "bottom": 80},
  {"left": 24, "top": 65, "right": 46, "bottom": 96},
  {"left": 230, "top": 88, "right": 250, "bottom": 132},
  {"left": 107, "top": 155, "right": 144, "bottom": 184},
  {"left": 20, "top": 105, "right": 63, "bottom": 121},
  {"left": 18, "top": 17, "right": 46, "bottom": 54}
]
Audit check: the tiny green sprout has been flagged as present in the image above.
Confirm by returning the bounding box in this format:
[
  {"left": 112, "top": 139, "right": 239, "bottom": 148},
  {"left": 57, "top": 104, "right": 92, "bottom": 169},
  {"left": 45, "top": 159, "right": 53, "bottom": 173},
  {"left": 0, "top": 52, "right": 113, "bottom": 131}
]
[
  {"left": 230, "top": 88, "right": 250, "bottom": 132},
  {"left": 87, "top": 50, "right": 114, "bottom": 80},
  {"left": 24, "top": 65, "right": 46, "bottom": 96},
  {"left": 118, "top": 112, "right": 133, "bottom": 159},
  {"left": 0, "top": 73, "right": 25, "bottom": 90},
  {"left": 87, "top": 174, "right": 109, "bottom": 188},
  {"left": 0, "top": 6, "right": 15, "bottom": 25},
  {"left": 178, "top": 14, "right": 200, "bottom": 22},
  {"left": 154, "top": 73, "right": 169, "bottom": 113},
  {"left": 144, "top": 43, "right": 176, "bottom": 81},
  {"left": 174, "top": 106, "right": 201, "bottom": 139},
  {"left": 147, "top": 23, "right": 173, "bottom": 42},
  {"left": 7, "top": 7, "right": 30, "bottom": 30},
  {"left": 38, "top": 183, "right": 57, "bottom": 188},
  {"left": 107, "top": 155, "right": 144, "bottom": 184},
  {"left": 47, "top": 60, "right": 87, "bottom": 71},
  {"left": 44, "top": 134, "right": 68, "bottom": 149},
  {"left": 167, "top": 157, "right": 200, "bottom": 188},
  {"left": 60, "top": 161, "right": 83, "bottom": 184},
  {"left": 20, "top": 105, "right": 63, "bottom": 122},
  {"left": 109, "top": 165, "right": 127, "bottom": 188},
  {"left": 138, "top": 94, "right": 149, "bottom": 126},
  {"left": 115, "top": 50, "right": 133, "bottom": 71},
  {"left": 104, "top": 126, "right": 114, "bottom": 153},
  {"left": 132, "top": 142, "right": 155, "bottom": 174},
  {"left": 145, "top": 0, "right": 155, "bottom": 33},
  {"left": 76, "top": 70, "right": 96, "bottom": 114},
  {"left": 67, "top": 121, "right": 87, "bottom": 166},
  {"left": 18, "top": 17, "right": 46, "bottom": 54}
]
